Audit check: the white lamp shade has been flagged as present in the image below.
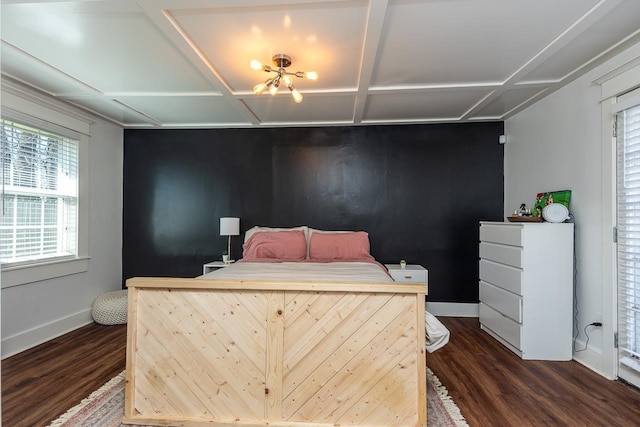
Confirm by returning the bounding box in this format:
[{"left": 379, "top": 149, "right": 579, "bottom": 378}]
[{"left": 220, "top": 217, "right": 240, "bottom": 236}]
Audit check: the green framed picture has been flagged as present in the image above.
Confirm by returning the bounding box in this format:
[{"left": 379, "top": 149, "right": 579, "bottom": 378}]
[{"left": 533, "top": 190, "right": 571, "bottom": 217}]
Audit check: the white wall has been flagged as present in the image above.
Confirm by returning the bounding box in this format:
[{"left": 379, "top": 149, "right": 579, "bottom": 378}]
[
  {"left": 1, "top": 88, "right": 124, "bottom": 358},
  {"left": 505, "top": 40, "right": 640, "bottom": 377}
]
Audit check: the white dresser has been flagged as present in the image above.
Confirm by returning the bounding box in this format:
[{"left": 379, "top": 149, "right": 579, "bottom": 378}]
[{"left": 479, "top": 221, "right": 574, "bottom": 360}]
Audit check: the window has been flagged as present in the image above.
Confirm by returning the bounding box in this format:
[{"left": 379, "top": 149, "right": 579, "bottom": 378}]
[
  {"left": 0, "top": 119, "right": 79, "bottom": 265},
  {"left": 615, "top": 86, "right": 640, "bottom": 389},
  {"left": 0, "top": 83, "right": 91, "bottom": 288}
]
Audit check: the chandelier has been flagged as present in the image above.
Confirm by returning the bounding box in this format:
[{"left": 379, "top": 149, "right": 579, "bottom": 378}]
[{"left": 250, "top": 54, "right": 318, "bottom": 104}]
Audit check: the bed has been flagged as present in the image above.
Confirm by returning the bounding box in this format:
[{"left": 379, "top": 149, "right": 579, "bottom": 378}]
[{"left": 123, "top": 227, "right": 428, "bottom": 426}]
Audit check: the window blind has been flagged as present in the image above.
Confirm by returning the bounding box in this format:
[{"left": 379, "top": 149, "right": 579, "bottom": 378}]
[
  {"left": 0, "top": 119, "right": 78, "bottom": 264},
  {"left": 616, "top": 99, "right": 640, "bottom": 377}
]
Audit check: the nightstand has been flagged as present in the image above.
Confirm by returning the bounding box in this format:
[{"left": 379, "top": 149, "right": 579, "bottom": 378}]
[
  {"left": 202, "top": 261, "right": 230, "bottom": 275},
  {"left": 385, "top": 264, "right": 428, "bottom": 292}
]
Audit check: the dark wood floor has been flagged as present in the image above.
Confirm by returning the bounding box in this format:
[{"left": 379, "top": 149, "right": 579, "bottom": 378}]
[
  {"left": 2, "top": 317, "right": 640, "bottom": 426},
  {"left": 2, "top": 323, "right": 127, "bottom": 427},
  {"left": 429, "top": 318, "right": 640, "bottom": 426}
]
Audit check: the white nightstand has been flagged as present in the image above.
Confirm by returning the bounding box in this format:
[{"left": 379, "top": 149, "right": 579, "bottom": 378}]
[
  {"left": 385, "top": 264, "right": 428, "bottom": 291},
  {"left": 203, "top": 261, "right": 230, "bottom": 275}
]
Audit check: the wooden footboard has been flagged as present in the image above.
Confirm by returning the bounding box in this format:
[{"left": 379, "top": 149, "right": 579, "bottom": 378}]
[{"left": 123, "top": 278, "right": 427, "bottom": 426}]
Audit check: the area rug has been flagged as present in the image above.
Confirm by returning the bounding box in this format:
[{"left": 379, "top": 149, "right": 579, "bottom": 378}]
[{"left": 48, "top": 368, "right": 468, "bottom": 426}]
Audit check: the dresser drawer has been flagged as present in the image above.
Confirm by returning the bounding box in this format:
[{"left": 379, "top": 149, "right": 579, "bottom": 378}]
[
  {"left": 479, "top": 259, "right": 522, "bottom": 295},
  {"left": 479, "top": 242, "right": 523, "bottom": 268},
  {"left": 480, "top": 303, "right": 522, "bottom": 350},
  {"left": 479, "top": 281, "right": 522, "bottom": 323},
  {"left": 389, "top": 268, "right": 427, "bottom": 284},
  {"left": 480, "top": 224, "right": 523, "bottom": 247}
]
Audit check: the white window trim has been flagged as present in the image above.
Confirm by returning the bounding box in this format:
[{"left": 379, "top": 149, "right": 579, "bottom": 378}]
[
  {"left": 1, "top": 81, "right": 92, "bottom": 288},
  {"left": 1, "top": 256, "right": 90, "bottom": 288},
  {"left": 612, "top": 91, "right": 640, "bottom": 389},
  {"left": 598, "top": 57, "right": 640, "bottom": 379}
]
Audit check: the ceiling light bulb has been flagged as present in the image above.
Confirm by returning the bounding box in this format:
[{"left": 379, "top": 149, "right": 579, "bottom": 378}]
[
  {"left": 253, "top": 82, "right": 268, "bottom": 95},
  {"left": 250, "top": 59, "right": 265, "bottom": 71},
  {"left": 303, "top": 71, "right": 318, "bottom": 80},
  {"left": 291, "top": 88, "right": 303, "bottom": 103},
  {"left": 269, "top": 78, "right": 280, "bottom": 96},
  {"left": 251, "top": 54, "right": 315, "bottom": 103}
]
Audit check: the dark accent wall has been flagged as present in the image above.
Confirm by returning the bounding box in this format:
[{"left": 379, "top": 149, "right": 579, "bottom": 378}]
[{"left": 123, "top": 123, "right": 504, "bottom": 303}]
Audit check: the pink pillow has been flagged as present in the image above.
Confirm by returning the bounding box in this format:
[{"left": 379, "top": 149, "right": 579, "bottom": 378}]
[
  {"left": 242, "top": 230, "right": 307, "bottom": 261},
  {"left": 309, "top": 231, "right": 373, "bottom": 260}
]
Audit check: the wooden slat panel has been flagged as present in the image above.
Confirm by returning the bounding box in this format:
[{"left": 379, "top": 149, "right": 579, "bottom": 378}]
[
  {"left": 346, "top": 350, "right": 419, "bottom": 425},
  {"left": 134, "top": 297, "right": 259, "bottom": 419},
  {"left": 285, "top": 292, "right": 338, "bottom": 325},
  {"left": 124, "top": 287, "right": 138, "bottom": 419},
  {"left": 128, "top": 277, "right": 426, "bottom": 294},
  {"left": 292, "top": 301, "right": 417, "bottom": 423},
  {"left": 214, "top": 291, "right": 268, "bottom": 348},
  {"left": 281, "top": 293, "right": 420, "bottom": 425},
  {"left": 133, "top": 331, "right": 221, "bottom": 417},
  {"left": 416, "top": 293, "right": 427, "bottom": 427},
  {"left": 282, "top": 293, "right": 392, "bottom": 397},
  {"left": 265, "top": 291, "right": 285, "bottom": 422},
  {"left": 331, "top": 300, "right": 419, "bottom": 425},
  {"left": 284, "top": 292, "right": 358, "bottom": 368},
  {"left": 284, "top": 289, "right": 302, "bottom": 305},
  {"left": 125, "top": 279, "right": 425, "bottom": 427},
  {"left": 129, "top": 288, "right": 268, "bottom": 423}
]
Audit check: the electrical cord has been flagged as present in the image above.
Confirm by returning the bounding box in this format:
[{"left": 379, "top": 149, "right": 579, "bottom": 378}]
[
  {"left": 575, "top": 322, "right": 603, "bottom": 352},
  {"left": 569, "top": 211, "right": 607, "bottom": 353},
  {"left": 570, "top": 214, "right": 581, "bottom": 352},
  {"left": 569, "top": 213, "right": 607, "bottom": 353},
  {"left": 567, "top": 214, "right": 601, "bottom": 354}
]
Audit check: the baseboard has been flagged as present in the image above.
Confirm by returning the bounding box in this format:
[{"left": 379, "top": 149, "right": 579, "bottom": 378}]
[
  {"left": 573, "top": 337, "right": 612, "bottom": 379},
  {"left": 1, "top": 309, "right": 93, "bottom": 359},
  {"left": 427, "top": 302, "right": 479, "bottom": 317}
]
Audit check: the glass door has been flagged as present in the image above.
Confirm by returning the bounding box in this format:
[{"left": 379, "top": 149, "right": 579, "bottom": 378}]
[{"left": 616, "top": 91, "right": 640, "bottom": 389}]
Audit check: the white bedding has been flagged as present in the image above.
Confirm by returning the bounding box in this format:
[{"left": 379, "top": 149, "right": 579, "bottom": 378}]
[
  {"left": 199, "top": 260, "right": 449, "bottom": 352},
  {"left": 199, "top": 260, "right": 393, "bottom": 282}
]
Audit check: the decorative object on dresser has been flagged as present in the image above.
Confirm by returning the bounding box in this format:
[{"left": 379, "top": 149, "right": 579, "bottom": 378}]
[
  {"left": 542, "top": 203, "right": 570, "bottom": 223},
  {"left": 478, "top": 221, "right": 574, "bottom": 360},
  {"left": 506, "top": 215, "right": 543, "bottom": 222},
  {"left": 509, "top": 190, "right": 572, "bottom": 223},
  {"left": 532, "top": 190, "right": 571, "bottom": 219},
  {"left": 219, "top": 217, "right": 240, "bottom": 263}
]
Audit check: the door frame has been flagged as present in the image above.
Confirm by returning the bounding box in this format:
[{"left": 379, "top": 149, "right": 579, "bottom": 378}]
[{"left": 598, "top": 57, "right": 640, "bottom": 381}]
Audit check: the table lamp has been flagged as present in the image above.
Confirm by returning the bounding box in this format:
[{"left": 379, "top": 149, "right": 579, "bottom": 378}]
[{"left": 220, "top": 217, "right": 240, "bottom": 263}]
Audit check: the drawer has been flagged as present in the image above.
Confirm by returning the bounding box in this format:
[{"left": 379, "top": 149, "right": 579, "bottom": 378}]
[
  {"left": 480, "top": 224, "right": 523, "bottom": 247},
  {"left": 479, "top": 242, "right": 523, "bottom": 268},
  {"left": 479, "top": 259, "right": 522, "bottom": 295},
  {"left": 479, "top": 281, "right": 522, "bottom": 323},
  {"left": 389, "top": 269, "right": 427, "bottom": 284},
  {"left": 479, "top": 303, "right": 522, "bottom": 350}
]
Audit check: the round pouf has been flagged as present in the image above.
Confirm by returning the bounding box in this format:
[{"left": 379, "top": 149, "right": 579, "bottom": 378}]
[{"left": 92, "top": 290, "right": 128, "bottom": 325}]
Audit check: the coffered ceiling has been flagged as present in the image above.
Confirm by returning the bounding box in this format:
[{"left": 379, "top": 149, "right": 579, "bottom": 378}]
[{"left": 1, "top": 0, "right": 640, "bottom": 128}]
